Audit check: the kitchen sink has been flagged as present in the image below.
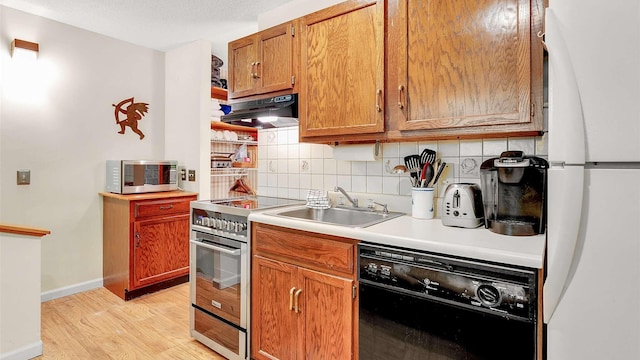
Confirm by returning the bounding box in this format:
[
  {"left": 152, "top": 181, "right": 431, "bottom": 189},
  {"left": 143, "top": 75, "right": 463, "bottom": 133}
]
[{"left": 272, "top": 206, "right": 404, "bottom": 228}]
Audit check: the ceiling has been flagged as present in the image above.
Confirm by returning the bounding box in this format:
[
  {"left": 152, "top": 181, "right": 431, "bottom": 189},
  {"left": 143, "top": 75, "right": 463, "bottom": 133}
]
[{"left": 0, "top": 0, "right": 294, "bottom": 60}]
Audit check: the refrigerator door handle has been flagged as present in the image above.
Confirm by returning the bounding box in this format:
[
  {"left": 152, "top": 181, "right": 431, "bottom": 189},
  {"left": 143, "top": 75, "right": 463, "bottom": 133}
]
[{"left": 544, "top": 166, "right": 584, "bottom": 323}]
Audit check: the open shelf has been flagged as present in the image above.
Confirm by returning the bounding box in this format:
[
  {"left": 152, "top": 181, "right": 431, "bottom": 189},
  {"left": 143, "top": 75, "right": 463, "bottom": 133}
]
[
  {"left": 211, "top": 87, "right": 228, "bottom": 101},
  {"left": 211, "top": 121, "right": 257, "bottom": 134}
]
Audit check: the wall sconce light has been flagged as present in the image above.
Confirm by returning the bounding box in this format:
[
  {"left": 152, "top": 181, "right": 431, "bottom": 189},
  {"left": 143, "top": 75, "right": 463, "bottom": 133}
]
[{"left": 11, "top": 39, "right": 39, "bottom": 59}]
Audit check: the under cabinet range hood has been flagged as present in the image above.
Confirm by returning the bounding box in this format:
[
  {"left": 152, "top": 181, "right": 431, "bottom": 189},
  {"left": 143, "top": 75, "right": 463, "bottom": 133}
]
[{"left": 221, "top": 94, "right": 298, "bottom": 128}]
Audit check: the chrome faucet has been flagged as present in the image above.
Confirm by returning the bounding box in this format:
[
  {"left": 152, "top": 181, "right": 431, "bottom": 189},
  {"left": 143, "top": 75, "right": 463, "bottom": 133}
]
[
  {"left": 368, "top": 199, "right": 389, "bottom": 215},
  {"left": 334, "top": 186, "right": 358, "bottom": 207}
]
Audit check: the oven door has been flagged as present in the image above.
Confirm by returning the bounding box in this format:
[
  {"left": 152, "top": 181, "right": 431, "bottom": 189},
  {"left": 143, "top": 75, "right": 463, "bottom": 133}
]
[
  {"left": 190, "top": 233, "right": 248, "bottom": 359},
  {"left": 190, "top": 234, "right": 247, "bottom": 327}
]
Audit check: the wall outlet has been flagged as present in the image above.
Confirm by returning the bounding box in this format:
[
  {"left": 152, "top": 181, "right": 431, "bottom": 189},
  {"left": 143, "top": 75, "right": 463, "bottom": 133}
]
[
  {"left": 188, "top": 169, "right": 196, "bottom": 182},
  {"left": 180, "top": 168, "right": 186, "bottom": 181}
]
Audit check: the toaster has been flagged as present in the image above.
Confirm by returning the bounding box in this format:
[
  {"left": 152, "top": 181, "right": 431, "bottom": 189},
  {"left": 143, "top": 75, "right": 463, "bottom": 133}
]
[{"left": 441, "top": 183, "right": 485, "bottom": 228}]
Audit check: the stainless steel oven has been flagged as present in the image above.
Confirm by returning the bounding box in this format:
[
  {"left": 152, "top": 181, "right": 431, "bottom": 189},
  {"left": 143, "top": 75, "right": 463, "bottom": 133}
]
[
  {"left": 189, "top": 196, "right": 303, "bottom": 360},
  {"left": 358, "top": 243, "right": 539, "bottom": 360},
  {"left": 191, "top": 231, "right": 248, "bottom": 359}
]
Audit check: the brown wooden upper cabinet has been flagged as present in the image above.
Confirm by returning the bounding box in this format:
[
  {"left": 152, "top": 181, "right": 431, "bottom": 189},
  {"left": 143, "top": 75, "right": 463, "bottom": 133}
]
[
  {"left": 229, "top": 0, "right": 543, "bottom": 141},
  {"left": 298, "top": 0, "right": 386, "bottom": 141},
  {"left": 228, "top": 22, "right": 296, "bottom": 99},
  {"left": 386, "top": 0, "right": 544, "bottom": 139}
]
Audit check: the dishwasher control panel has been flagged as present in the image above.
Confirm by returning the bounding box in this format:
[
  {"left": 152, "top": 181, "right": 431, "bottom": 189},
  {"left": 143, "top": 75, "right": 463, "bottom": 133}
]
[{"left": 358, "top": 243, "right": 537, "bottom": 322}]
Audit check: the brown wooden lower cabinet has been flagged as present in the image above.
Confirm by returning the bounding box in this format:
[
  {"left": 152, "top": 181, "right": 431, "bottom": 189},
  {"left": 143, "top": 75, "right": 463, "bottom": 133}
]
[
  {"left": 100, "top": 191, "right": 197, "bottom": 300},
  {"left": 132, "top": 214, "right": 190, "bottom": 288},
  {"left": 251, "top": 223, "right": 358, "bottom": 360}
]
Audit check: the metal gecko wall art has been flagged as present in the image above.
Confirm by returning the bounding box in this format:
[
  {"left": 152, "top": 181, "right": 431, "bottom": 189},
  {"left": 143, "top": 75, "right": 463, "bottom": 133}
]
[{"left": 112, "top": 97, "right": 149, "bottom": 140}]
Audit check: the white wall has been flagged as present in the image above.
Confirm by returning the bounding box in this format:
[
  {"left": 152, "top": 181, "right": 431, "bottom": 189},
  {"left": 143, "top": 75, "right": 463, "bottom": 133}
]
[
  {"left": 165, "top": 40, "right": 211, "bottom": 199},
  {"left": 0, "top": 234, "right": 42, "bottom": 359},
  {"left": 0, "top": 6, "right": 165, "bottom": 295}
]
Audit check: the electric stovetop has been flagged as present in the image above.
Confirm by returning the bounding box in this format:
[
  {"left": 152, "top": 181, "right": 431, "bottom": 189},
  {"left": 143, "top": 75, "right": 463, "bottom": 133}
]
[{"left": 192, "top": 196, "right": 304, "bottom": 216}]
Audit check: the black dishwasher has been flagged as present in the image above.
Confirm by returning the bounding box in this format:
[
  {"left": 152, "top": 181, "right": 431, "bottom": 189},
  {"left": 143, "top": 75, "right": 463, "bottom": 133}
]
[{"left": 358, "top": 243, "right": 538, "bottom": 360}]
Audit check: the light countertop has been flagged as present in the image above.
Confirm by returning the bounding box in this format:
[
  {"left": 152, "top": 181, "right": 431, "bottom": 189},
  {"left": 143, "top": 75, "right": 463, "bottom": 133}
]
[{"left": 249, "top": 205, "right": 546, "bottom": 269}]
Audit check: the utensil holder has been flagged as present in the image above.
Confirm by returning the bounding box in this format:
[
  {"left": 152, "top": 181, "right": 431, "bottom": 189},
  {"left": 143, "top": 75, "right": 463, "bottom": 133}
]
[{"left": 412, "top": 187, "right": 435, "bottom": 219}]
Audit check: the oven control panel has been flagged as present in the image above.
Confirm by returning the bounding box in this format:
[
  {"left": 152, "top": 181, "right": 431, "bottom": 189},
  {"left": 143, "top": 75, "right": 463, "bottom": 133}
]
[{"left": 191, "top": 208, "right": 248, "bottom": 237}]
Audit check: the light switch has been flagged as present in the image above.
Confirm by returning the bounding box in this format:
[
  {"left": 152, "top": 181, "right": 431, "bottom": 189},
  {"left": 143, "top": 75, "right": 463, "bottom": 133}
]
[{"left": 17, "top": 170, "right": 30, "bottom": 185}]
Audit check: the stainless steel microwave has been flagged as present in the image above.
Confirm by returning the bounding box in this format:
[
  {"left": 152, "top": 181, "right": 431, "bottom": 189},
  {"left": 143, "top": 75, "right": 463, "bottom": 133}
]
[{"left": 106, "top": 160, "right": 178, "bottom": 194}]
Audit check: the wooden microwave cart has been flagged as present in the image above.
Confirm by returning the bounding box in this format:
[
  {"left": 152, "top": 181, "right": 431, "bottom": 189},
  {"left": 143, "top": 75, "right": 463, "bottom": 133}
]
[{"left": 100, "top": 191, "right": 197, "bottom": 300}]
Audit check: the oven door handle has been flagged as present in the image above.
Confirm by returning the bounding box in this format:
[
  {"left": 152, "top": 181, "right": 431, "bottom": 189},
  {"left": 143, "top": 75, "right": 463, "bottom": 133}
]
[{"left": 190, "top": 239, "right": 241, "bottom": 256}]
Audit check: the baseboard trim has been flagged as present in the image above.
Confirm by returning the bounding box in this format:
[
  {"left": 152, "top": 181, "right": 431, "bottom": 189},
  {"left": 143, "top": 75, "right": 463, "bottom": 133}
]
[
  {"left": 0, "top": 340, "right": 42, "bottom": 360},
  {"left": 41, "top": 278, "right": 103, "bottom": 302}
]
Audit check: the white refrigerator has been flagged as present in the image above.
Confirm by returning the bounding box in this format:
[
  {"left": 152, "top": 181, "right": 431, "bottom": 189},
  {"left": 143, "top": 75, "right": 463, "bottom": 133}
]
[{"left": 544, "top": 1, "right": 640, "bottom": 359}]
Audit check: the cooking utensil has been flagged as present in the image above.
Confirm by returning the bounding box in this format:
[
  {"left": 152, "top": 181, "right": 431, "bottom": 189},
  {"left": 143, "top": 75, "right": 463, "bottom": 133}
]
[
  {"left": 420, "top": 148, "right": 436, "bottom": 167},
  {"left": 420, "top": 162, "right": 434, "bottom": 187},
  {"left": 429, "top": 161, "right": 447, "bottom": 187},
  {"left": 427, "top": 159, "right": 441, "bottom": 187},
  {"left": 404, "top": 155, "right": 421, "bottom": 186}
]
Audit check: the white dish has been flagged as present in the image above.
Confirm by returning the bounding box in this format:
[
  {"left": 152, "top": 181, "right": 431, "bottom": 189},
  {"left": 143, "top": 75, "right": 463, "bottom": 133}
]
[
  {"left": 223, "top": 130, "right": 238, "bottom": 141},
  {"left": 214, "top": 130, "right": 223, "bottom": 140}
]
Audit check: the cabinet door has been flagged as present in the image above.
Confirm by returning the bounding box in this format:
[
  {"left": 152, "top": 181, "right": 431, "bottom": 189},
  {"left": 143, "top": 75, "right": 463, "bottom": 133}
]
[
  {"left": 229, "top": 36, "right": 258, "bottom": 98},
  {"left": 251, "top": 256, "right": 298, "bottom": 360},
  {"left": 256, "top": 23, "right": 295, "bottom": 94},
  {"left": 297, "top": 268, "right": 354, "bottom": 360},
  {"left": 229, "top": 23, "right": 295, "bottom": 99},
  {"left": 132, "top": 214, "right": 189, "bottom": 289},
  {"left": 299, "top": 0, "right": 385, "bottom": 140},
  {"left": 390, "top": 0, "right": 533, "bottom": 132}
]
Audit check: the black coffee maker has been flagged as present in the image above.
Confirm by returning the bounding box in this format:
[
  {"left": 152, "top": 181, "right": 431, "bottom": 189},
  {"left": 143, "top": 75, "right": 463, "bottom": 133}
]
[{"left": 480, "top": 151, "right": 548, "bottom": 236}]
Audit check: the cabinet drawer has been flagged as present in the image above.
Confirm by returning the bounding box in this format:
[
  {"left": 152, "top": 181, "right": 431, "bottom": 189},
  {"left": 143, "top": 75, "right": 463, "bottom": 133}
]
[
  {"left": 134, "top": 198, "right": 191, "bottom": 219},
  {"left": 253, "top": 223, "right": 356, "bottom": 276}
]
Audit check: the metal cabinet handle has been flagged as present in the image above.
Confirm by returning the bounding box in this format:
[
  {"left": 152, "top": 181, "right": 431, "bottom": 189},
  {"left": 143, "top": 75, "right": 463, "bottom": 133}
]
[
  {"left": 251, "top": 61, "right": 261, "bottom": 79},
  {"left": 135, "top": 232, "right": 140, "bottom": 247},
  {"left": 289, "top": 287, "right": 296, "bottom": 311},
  {"left": 376, "top": 89, "right": 383, "bottom": 112},
  {"left": 189, "top": 240, "right": 241, "bottom": 256},
  {"left": 254, "top": 61, "right": 261, "bottom": 78},
  {"left": 398, "top": 85, "right": 405, "bottom": 109},
  {"left": 294, "top": 289, "right": 303, "bottom": 313},
  {"left": 159, "top": 205, "right": 173, "bottom": 210}
]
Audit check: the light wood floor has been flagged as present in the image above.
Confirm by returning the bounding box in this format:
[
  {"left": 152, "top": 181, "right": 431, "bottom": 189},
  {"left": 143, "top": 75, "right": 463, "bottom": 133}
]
[{"left": 35, "top": 283, "right": 225, "bottom": 359}]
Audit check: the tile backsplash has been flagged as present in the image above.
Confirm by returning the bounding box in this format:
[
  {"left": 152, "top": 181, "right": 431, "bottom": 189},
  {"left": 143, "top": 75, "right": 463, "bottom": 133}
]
[{"left": 257, "top": 126, "right": 547, "bottom": 213}]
